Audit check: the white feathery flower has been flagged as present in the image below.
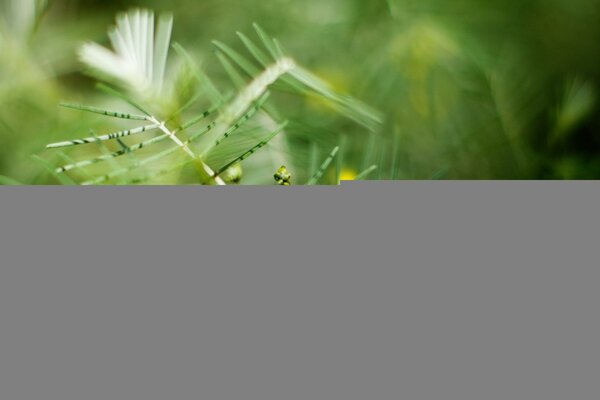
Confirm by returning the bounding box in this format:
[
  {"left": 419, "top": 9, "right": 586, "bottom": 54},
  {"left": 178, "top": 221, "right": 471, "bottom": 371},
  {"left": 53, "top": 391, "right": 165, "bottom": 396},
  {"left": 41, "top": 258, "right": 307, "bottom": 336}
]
[{"left": 79, "top": 9, "right": 173, "bottom": 98}]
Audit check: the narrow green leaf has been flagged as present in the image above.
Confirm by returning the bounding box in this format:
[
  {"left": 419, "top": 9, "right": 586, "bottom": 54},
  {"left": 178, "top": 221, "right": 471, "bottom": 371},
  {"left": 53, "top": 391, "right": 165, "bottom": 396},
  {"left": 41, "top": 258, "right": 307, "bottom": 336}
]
[
  {"left": 308, "top": 146, "right": 340, "bottom": 185},
  {"left": 178, "top": 103, "right": 223, "bottom": 131},
  {"left": 237, "top": 31, "right": 271, "bottom": 67},
  {"left": 213, "top": 93, "right": 270, "bottom": 146},
  {"left": 96, "top": 83, "right": 152, "bottom": 116},
  {"left": 215, "top": 51, "right": 248, "bottom": 89},
  {"left": 57, "top": 152, "right": 93, "bottom": 180},
  {"left": 46, "top": 123, "right": 160, "bottom": 149},
  {"left": 31, "top": 155, "right": 77, "bottom": 185},
  {"left": 212, "top": 40, "right": 260, "bottom": 77},
  {"left": 59, "top": 103, "right": 150, "bottom": 121},
  {"left": 354, "top": 165, "right": 378, "bottom": 181},
  {"left": 253, "top": 23, "right": 281, "bottom": 60},
  {"left": 215, "top": 121, "right": 288, "bottom": 176}
]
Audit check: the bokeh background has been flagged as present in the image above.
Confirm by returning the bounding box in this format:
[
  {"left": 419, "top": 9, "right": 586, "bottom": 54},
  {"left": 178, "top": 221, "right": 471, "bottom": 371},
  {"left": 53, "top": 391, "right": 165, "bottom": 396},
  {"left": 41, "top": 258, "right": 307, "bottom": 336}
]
[{"left": 1, "top": 0, "right": 600, "bottom": 183}]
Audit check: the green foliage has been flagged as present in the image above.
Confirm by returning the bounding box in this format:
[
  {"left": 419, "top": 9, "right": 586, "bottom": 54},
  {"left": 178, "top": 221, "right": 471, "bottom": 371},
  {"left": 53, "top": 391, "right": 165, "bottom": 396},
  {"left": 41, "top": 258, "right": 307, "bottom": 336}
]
[
  {"left": 34, "top": 8, "right": 381, "bottom": 185},
  {"left": 1, "top": 0, "right": 599, "bottom": 184}
]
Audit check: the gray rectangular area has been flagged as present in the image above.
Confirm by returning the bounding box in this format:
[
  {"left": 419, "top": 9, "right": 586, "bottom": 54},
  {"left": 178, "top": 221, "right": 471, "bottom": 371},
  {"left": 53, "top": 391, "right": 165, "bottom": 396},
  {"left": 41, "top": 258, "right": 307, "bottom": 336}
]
[{"left": 1, "top": 183, "right": 599, "bottom": 400}]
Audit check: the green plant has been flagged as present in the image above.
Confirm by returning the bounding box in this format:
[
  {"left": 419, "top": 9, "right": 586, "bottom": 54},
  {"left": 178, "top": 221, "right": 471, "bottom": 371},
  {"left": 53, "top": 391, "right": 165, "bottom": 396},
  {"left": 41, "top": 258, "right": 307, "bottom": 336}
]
[{"left": 42, "top": 8, "right": 383, "bottom": 185}]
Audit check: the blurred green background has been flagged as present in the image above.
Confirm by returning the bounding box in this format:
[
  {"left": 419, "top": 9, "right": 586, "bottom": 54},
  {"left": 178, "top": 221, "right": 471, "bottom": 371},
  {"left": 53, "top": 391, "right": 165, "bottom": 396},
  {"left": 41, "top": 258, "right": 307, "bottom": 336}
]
[{"left": 1, "top": 0, "right": 600, "bottom": 183}]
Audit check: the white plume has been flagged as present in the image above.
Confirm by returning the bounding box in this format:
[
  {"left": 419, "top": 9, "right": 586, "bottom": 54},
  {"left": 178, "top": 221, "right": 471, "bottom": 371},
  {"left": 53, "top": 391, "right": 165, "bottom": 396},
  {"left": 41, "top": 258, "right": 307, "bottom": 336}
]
[{"left": 79, "top": 9, "right": 173, "bottom": 97}]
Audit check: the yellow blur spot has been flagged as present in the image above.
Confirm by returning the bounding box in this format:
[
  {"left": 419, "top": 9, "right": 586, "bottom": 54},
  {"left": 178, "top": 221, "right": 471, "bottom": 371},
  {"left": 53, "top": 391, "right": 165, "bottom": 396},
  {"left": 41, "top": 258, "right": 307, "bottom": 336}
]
[{"left": 340, "top": 168, "right": 358, "bottom": 181}]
